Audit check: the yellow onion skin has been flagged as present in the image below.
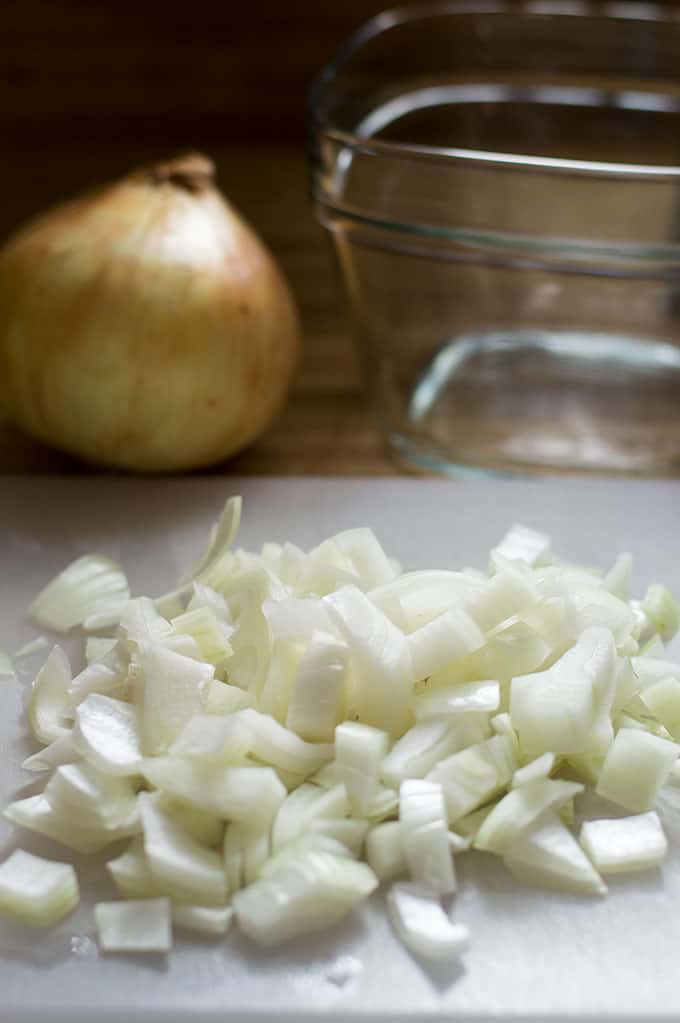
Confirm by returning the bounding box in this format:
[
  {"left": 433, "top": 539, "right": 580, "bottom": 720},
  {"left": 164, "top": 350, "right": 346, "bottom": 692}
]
[{"left": 0, "top": 154, "right": 300, "bottom": 471}]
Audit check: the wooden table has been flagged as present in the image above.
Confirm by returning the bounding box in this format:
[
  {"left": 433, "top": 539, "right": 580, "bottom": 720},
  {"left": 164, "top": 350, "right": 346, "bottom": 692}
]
[{"left": 0, "top": 0, "right": 397, "bottom": 477}]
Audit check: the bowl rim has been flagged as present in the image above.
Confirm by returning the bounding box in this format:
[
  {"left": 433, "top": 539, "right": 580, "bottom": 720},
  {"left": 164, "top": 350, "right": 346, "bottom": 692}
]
[{"left": 308, "top": 0, "right": 680, "bottom": 180}]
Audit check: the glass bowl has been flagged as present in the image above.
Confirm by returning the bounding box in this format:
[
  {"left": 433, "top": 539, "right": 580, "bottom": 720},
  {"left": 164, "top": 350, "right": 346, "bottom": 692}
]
[{"left": 309, "top": 0, "right": 680, "bottom": 476}]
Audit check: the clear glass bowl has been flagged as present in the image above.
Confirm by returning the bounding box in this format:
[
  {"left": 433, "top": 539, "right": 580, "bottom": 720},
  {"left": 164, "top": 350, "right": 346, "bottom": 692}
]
[{"left": 309, "top": 0, "right": 680, "bottom": 476}]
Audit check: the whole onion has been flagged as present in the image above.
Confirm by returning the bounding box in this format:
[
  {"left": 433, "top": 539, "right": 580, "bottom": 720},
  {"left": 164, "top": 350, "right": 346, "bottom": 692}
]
[{"left": 0, "top": 153, "right": 300, "bottom": 471}]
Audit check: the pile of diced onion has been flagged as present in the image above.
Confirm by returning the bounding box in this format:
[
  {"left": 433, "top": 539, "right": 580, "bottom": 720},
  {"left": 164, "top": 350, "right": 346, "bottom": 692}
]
[{"left": 1, "top": 497, "right": 679, "bottom": 960}]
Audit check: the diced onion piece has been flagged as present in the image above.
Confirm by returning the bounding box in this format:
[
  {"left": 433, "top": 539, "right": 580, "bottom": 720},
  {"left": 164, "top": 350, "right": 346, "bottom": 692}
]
[
  {"left": 95, "top": 898, "right": 172, "bottom": 952},
  {"left": 263, "top": 597, "right": 334, "bottom": 643},
  {"left": 0, "top": 850, "right": 79, "bottom": 926},
  {"left": 14, "top": 636, "right": 50, "bottom": 658},
  {"left": 336, "top": 721, "right": 389, "bottom": 816},
  {"left": 595, "top": 728, "right": 678, "bottom": 812},
  {"left": 399, "top": 779, "right": 456, "bottom": 894},
  {"left": 448, "top": 830, "right": 472, "bottom": 853},
  {"left": 640, "top": 677, "right": 680, "bottom": 740},
  {"left": 237, "top": 708, "right": 334, "bottom": 776},
  {"left": 427, "top": 735, "right": 517, "bottom": 822},
  {"left": 172, "top": 903, "right": 233, "bottom": 936},
  {"left": 138, "top": 643, "right": 213, "bottom": 755},
  {"left": 69, "top": 662, "right": 125, "bottom": 711},
  {"left": 407, "top": 608, "right": 485, "bottom": 683},
  {"left": 169, "top": 714, "right": 253, "bottom": 762},
  {"left": 490, "top": 713, "right": 520, "bottom": 755},
  {"left": 204, "top": 680, "right": 253, "bottom": 716},
  {"left": 332, "top": 527, "right": 399, "bottom": 590},
  {"left": 272, "top": 783, "right": 349, "bottom": 850},
  {"left": 414, "top": 680, "right": 500, "bottom": 721},
  {"left": 512, "top": 752, "right": 555, "bottom": 788},
  {"left": 4, "top": 793, "right": 133, "bottom": 853},
  {"left": 139, "top": 793, "right": 227, "bottom": 906},
  {"left": 45, "top": 761, "right": 138, "bottom": 830},
  {"left": 641, "top": 584, "right": 680, "bottom": 642},
  {"left": 22, "top": 734, "right": 76, "bottom": 773},
  {"left": 510, "top": 627, "right": 616, "bottom": 757},
  {"left": 170, "top": 607, "right": 233, "bottom": 666},
  {"left": 85, "top": 636, "right": 118, "bottom": 664},
  {"left": 364, "top": 785, "right": 399, "bottom": 822},
  {"left": 369, "top": 571, "right": 483, "bottom": 632},
  {"left": 285, "top": 631, "right": 348, "bottom": 742},
  {"left": 630, "top": 656, "right": 680, "bottom": 691},
  {"left": 153, "top": 795, "right": 224, "bottom": 848},
  {"left": 142, "top": 758, "right": 286, "bottom": 823},
  {"left": 475, "top": 779, "right": 583, "bottom": 854},
  {"left": 178, "top": 496, "right": 242, "bottom": 590},
  {"left": 107, "top": 838, "right": 160, "bottom": 898},
  {"left": 568, "top": 585, "right": 634, "bottom": 648},
  {"left": 381, "top": 716, "right": 491, "bottom": 789},
  {"left": 579, "top": 811, "right": 667, "bottom": 874},
  {"left": 387, "top": 882, "right": 469, "bottom": 962},
  {"left": 233, "top": 850, "right": 377, "bottom": 945},
  {"left": 465, "top": 568, "right": 539, "bottom": 633},
  {"left": 73, "top": 693, "right": 143, "bottom": 775},
  {"left": 324, "top": 586, "right": 413, "bottom": 736},
  {"left": 604, "top": 553, "right": 632, "bottom": 601},
  {"left": 310, "top": 818, "right": 369, "bottom": 857},
  {"left": 30, "top": 554, "right": 130, "bottom": 633},
  {"left": 504, "top": 812, "right": 607, "bottom": 896},
  {"left": 27, "top": 646, "right": 72, "bottom": 744},
  {"left": 223, "top": 823, "right": 245, "bottom": 894},
  {"left": 365, "top": 821, "right": 406, "bottom": 882},
  {"left": 0, "top": 646, "right": 13, "bottom": 676},
  {"left": 491, "top": 524, "right": 551, "bottom": 569}
]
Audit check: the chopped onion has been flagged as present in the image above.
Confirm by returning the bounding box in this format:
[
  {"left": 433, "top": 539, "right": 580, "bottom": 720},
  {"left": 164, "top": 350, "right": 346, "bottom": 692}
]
[
  {"left": 138, "top": 643, "right": 213, "bottom": 756},
  {"left": 139, "top": 793, "right": 226, "bottom": 906},
  {"left": 427, "top": 734, "right": 518, "bottom": 822},
  {"left": 387, "top": 882, "right": 469, "bottom": 961},
  {"left": 285, "top": 631, "right": 348, "bottom": 741},
  {"left": 336, "top": 721, "right": 389, "bottom": 816},
  {"left": 172, "top": 903, "right": 233, "bottom": 936},
  {"left": 595, "top": 728, "right": 678, "bottom": 812},
  {"left": 399, "top": 779, "right": 456, "bottom": 894},
  {"left": 233, "top": 849, "right": 377, "bottom": 945},
  {"left": 0, "top": 849, "right": 79, "bottom": 926},
  {"left": 324, "top": 585, "right": 413, "bottom": 736},
  {"left": 408, "top": 608, "right": 485, "bottom": 683},
  {"left": 9, "top": 499, "right": 680, "bottom": 959},
  {"left": 27, "top": 646, "right": 72, "bottom": 745},
  {"left": 141, "top": 758, "right": 286, "bottom": 822},
  {"left": 14, "top": 635, "right": 50, "bottom": 658},
  {"left": 95, "top": 898, "right": 172, "bottom": 953},
  {"left": 22, "top": 733, "right": 76, "bottom": 773},
  {"left": 30, "top": 554, "right": 130, "bottom": 633},
  {"left": 504, "top": 812, "right": 607, "bottom": 896},
  {"left": 511, "top": 752, "right": 556, "bottom": 788},
  {"left": 510, "top": 628, "right": 616, "bottom": 758},
  {"left": 491, "top": 524, "right": 551, "bottom": 569},
  {"left": 414, "top": 680, "right": 500, "bottom": 721},
  {"left": 639, "top": 677, "right": 680, "bottom": 740},
  {"left": 474, "top": 778, "right": 583, "bottom": 854},
  {"left": 382, "top": 716, "right": 491, "bottom": 789},
  {"left": 579, "top": 811, "right": 667, "bottom": 874},
  {"left": 73, "top": 693, "right": 143, "bottom": 775}
]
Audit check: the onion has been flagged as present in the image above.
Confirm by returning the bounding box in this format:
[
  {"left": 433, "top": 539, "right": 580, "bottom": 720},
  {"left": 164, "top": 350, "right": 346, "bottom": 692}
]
[
  {"left": 7, "top": 493, "right": 680, "bottom": 962},
  {"left": 0, "top": 850, "right": 79, "bottom": 927},
  {"left": 0, "top": 154, "right": 299, "bottom": 471}
]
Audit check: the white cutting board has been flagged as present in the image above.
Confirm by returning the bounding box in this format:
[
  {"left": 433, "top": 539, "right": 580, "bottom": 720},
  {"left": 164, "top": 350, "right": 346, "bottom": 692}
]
[{"left": 1, "top": 475, "right": 680, "bottom": 1023}]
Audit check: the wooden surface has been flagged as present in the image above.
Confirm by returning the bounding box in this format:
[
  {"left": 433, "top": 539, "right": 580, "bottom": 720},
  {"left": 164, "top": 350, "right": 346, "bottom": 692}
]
[{"left": 0, "top": 0, "right": 396, "bottom": 477}]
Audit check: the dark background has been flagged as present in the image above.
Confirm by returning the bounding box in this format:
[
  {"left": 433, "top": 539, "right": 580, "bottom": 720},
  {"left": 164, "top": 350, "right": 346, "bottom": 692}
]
[
  {"left": 0, "top": 0, "right": 395, "bottom": 473},
  {"left": 0, "top": 1, "right": 389, "bottom": 232}
]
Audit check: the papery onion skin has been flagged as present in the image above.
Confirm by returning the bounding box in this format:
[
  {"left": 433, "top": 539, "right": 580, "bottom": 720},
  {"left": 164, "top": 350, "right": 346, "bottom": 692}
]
[{"left": 0, "top": 153, "right": 299, "bottom": 471}]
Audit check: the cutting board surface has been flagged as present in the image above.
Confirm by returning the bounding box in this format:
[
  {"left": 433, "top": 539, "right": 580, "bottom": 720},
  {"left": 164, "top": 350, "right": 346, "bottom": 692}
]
[{"left": 1, "top": 476, "right": 680, "bottom": 1022}]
